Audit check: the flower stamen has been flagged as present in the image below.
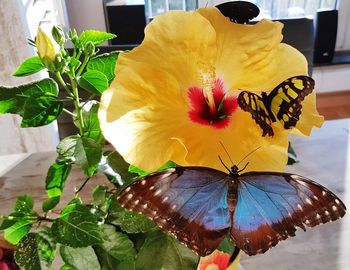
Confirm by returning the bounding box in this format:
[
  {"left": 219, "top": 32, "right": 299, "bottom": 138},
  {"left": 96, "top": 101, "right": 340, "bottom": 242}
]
[{"left": 188, "top": 78, "right": 238, "bottom": 129}]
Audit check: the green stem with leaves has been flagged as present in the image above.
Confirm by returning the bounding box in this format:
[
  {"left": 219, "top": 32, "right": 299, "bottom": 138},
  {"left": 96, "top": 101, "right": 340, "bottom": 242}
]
[
  {"left": 77, "top": 55, "right": 90, "bottom": 76},
  {"left": 55, "top": 72, "right": 73, "bottom": 98},
  {"left": 71, "top": 78, "right": 85, "bottom": 135}
]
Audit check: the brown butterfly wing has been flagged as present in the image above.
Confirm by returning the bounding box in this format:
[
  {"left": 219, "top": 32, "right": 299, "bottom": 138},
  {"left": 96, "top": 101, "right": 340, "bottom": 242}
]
[
  {"left": 117, "top": 167, "right": 231, "bottom": 256},
  {"left": 230, "top": 172, "right": 346, "bottom": 255}
]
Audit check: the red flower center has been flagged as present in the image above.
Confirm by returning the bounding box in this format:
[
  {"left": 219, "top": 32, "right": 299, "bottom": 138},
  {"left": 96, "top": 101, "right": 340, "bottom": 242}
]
[{"left": 188, "top": 79, "right": 238, "bottom": 128}]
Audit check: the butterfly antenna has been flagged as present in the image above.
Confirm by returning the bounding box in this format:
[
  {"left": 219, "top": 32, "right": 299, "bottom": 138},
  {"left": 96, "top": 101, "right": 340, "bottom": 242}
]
[
  {"left": 219, "top": 141, "right": 234, "bottom": 165},
  {"left": 238, "top": 162, "right": 249, "bottom": 173},
  {"left": 218, "top": 155, "right": 231, "bottom": 173},
  {"left": 237, "top": 146, "right": 262, "bottom": 166}
]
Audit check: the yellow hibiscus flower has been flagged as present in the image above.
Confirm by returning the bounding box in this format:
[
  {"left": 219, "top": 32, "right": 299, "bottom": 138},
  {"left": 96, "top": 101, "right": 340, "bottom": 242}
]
[{"left": 99, "top": 7, "right": 323, "bottom": 172}]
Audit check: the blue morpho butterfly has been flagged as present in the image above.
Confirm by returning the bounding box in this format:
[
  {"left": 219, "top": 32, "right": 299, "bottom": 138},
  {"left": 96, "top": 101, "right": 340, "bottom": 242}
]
[{"left": 117, "top": 160, "right": 346, "bottom": 256}]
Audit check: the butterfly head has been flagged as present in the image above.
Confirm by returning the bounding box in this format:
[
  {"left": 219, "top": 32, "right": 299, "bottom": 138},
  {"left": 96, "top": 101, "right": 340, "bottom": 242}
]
[{"left": 229, "top": 163, "right": 249, "bottom": 177}]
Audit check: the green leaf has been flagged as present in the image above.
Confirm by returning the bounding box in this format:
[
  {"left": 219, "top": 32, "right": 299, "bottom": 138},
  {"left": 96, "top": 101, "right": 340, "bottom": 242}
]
[
  {"left": 0, "top": 217, "right": 17, "bottom": 230},
  {"left": 60, "top": 245, "right": 101, "bottom": 270},
  {"left": 45, "top": 162, "right": 72, "bottom": 198},
  {"left": 78, "top": 70, "right": 109, "bottom": 95},
  {"left": 79, "top": 30, "right": 116, "bottom": 47},
  {"left": 0, "top": 78, "right": 58, "bottom": 116},
  {"left": 74, "top": 136, "right": 102, "bottom": 176},
  {"left": 158, "top": 160, "right": 178, "bottom": 171},
  {"left": 13, "top": 56, "right": 45, "bottom": 76},
  {"left": 80, "top": 101, "right": 104, "bottom": 145},
  {"left": 87, "top": 52, "right": 119, "bottom": 84},
  {"left": 92, "top": 186, "right": 109, "bottom": 206},
  {"left": 42, "top": 196, "right": 60, "bottom": 212},
  {"left": 56, "top": 135, "right": 102, "bottom": 176},
  {"left": 129, "top": 160, "right": 178, "bottom": 178},
  {"left": 135, "top": 231, "right": 198, "bottom": 270},
  {"left": 57, "top": 135, "right": 80, "bottom": 163},
  {"left": 4, "top": 219, "right": 33, "bottom": 244},
  {"left": 15, "top": 195, "right": 34, "bottom": 214},
  {"left": 98, "top": 151, "right": 136, "bottom": 185},
  {"left": 99, "top": 225, "right": 136, "bottom": 261},
  {"left": 218, "top": 237, "right": 235, "bottom": 254},
  {"left": 42, "top": 162, "right": 71, "bottom": 212},
  {"left": 14, "top": 228, "right": 56, "bottom": 270},
  {"left": 52, "top": 203, "right": 104, "bottom": 247},
  {"left": 1, "top": 195, "right": 36, "bottom": 235},
  {"left": 94, "top": 247, "right": 135, "bottom": 270},
  {"left": 60, "top": 264, "right": 75, "bottom": 269},
  {"left": 21, "top": 93, "right": 63, "bottom": 127},
  {"left": 128, "top": 165, "right": 149, "bottom": 178},
  {"left": 107, "top": 199, "right": 156, "bottom": 234},
  {"left": 287, "top": 141, "right": 299, "bottom": 165}
]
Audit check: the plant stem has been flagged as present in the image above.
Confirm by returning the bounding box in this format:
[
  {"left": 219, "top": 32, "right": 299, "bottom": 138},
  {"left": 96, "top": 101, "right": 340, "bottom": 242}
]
[
  {"left": 55, "top": 72, "right": 73, "bottom": 97},
  {"left": 62, "top": 108, "right": 77, "bottom": 117},
  {"left": 71, "top": 78, "right": 84, "bottom": 134},
  {"left": 77, "top": 55, "right": 90, "bottom": 76},
  {"left": 75, "top": 177, "right": 91, "bottom": 196},
  {"left": 37, "top": 216, "right": 55, "bottom": 222}
]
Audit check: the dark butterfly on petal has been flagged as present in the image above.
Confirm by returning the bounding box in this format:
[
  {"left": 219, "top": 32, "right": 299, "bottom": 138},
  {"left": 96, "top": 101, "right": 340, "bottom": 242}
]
[
  {"left": 238, "top": 75, "right": 314, "bottom": 136},
  {"left": 117, "top": 165, "right": 346, "bottom": 256},
  {"left": 216, "top": 1, "right": 260, "bottom": 24}
]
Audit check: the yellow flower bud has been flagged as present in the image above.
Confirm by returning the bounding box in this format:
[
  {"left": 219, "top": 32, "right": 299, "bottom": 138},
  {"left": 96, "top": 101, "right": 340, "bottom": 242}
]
[{"left": 36, "top": 27, "right": 60, "bottom": 62}]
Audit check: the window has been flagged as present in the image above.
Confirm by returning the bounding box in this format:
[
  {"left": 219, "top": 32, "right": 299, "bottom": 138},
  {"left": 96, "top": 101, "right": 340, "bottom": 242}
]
[
  {"left": 145, "top": 0, "right": 198, "bottom": 18},
  {"left": 199, "top": 0, "right": 350, "bottom": 51}
]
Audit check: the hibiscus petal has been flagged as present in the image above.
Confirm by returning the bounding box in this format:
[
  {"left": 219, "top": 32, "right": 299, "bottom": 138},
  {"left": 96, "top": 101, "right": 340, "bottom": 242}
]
[{"left": 115, "top": 10, "right": 217, "bottom": 90}]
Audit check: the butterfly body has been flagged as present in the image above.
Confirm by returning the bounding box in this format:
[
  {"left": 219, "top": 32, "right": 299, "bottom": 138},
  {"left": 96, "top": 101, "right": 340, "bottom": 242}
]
[
  {"left": 238, "top": 76, "right": 315, "bottom": 136},
  {"left": 117, "top": 166, "right": 346, "bottom": 256}
]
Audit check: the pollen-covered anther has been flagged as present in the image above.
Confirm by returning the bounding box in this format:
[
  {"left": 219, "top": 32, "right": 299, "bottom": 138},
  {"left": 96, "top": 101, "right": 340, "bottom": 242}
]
[
  {"left": 141, "top": 180, "right": 146, "bottom": 185},
  {"left": 335, "top": 199, "right": 341, "bottom": 205},
  {"left": 297, "top": 204, "right": 303, "bottom": 210},
  {"left": 332, "top": 205, "right": 338, "bottom": 211},
  {"left": 133, "top": 199, "right": 140, "bottom": 205},
  {"left": 149, "top": 185, "right": 155, "bottom": 191},
  {"left": 126, "top": 193, "right": 133, "bottom": 200},
  {"left": 142, "top": 203, "right": 148, "bottom": 209},
  {"left": 125, "top": 187, "right": 131, "bottom": 192},
  {"left": 162, "top": 196, "right": 169, "bottom": 202}
]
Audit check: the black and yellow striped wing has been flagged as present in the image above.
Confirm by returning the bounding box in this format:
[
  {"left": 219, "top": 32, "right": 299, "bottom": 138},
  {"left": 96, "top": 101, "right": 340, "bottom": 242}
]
[
  {"left": 238, "top": 76, "right": 315, "bottom": 136},
  {"left": 268, "top": 76, "right": 314, "bottom": 129},
  {"left": 237, "top": 91, "right": 274, "bottom": 136}
]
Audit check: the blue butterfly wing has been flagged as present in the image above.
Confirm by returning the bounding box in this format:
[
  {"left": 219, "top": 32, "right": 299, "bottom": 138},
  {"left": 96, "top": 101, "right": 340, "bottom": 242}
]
[
  {"left": 117, "top": 167, "right": 231, "bottom": 256},
  {"left": 231, "top": 172, "right": 346, "bottom": 255}
]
